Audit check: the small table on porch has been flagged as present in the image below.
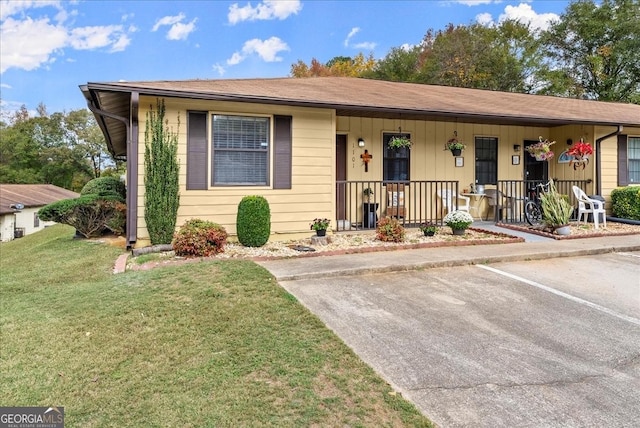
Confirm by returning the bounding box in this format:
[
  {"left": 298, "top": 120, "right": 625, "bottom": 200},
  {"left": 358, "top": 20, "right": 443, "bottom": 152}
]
[{"left": 461, "top": 193, "right": 486, "bottom": 220}]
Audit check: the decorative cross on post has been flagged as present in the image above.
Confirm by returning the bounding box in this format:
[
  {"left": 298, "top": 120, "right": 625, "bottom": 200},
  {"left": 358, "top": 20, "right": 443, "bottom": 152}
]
[{"left": 360, "top": 150, "right": 373, "bottom": 172}]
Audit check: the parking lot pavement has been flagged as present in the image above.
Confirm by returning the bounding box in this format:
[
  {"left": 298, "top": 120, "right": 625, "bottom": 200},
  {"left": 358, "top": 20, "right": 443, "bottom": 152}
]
[{"left": 279, "top": 254, "right": 640, "bottom": 427}]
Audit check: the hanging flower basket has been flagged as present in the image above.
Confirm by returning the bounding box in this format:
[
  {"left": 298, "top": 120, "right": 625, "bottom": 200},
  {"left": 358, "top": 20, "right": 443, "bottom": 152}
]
[
  {"left": 566, "top": 140, "right": 593, "bottom": 170},
  {"left": 444, "top": 135, "right": 465, "bottom": 156},
  {"left": 525, "top": 136, "right": 556, "bottom": 161},
  {"left": 388, "top": 135, "right": 412, "bottom": 149}
]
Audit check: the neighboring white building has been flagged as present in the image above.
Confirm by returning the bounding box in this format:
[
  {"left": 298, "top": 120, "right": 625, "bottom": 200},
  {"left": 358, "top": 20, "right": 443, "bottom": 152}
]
[{"left": 0, "top": 184, "right": 79, "bottom": 242}]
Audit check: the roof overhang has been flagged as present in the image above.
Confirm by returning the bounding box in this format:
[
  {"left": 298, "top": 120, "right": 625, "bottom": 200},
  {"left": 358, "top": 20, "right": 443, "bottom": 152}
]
[{"left": 81, "top": 77, "right": 640, "bottom": 159}]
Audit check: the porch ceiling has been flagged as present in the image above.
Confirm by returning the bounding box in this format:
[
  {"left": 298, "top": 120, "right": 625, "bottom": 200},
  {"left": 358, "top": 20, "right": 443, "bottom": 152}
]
[{"left": 81, "top": 77, "right": 640, "bottom": 158}]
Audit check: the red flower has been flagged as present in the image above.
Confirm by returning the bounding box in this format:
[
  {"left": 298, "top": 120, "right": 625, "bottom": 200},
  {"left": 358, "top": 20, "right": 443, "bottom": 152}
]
[{"left": 567, "top": 141, "right": 593, "bottom": 158}]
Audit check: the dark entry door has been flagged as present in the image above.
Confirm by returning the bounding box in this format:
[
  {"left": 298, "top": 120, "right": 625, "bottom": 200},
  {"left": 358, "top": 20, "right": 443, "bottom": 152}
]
[
  {"left": 524, "top": 139, "right": 547, "bottom": 181},
  {"left": 336, "top": 135, "right": 347, "bottom": 220}
]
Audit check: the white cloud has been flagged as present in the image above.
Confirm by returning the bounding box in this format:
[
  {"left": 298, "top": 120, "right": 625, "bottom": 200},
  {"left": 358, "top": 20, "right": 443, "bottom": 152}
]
[
  {"left": 1, "top": 82, "right": 12, "bottom": 89},
  {"left": 166, "top": 19, "right": 197, "bottom": 40},
  {"left": 0, "top": 2, "right": 135, "bottom": 73},
  {"left": 0, "top": 0, "right": 61, "bottom": 20},
  {"left": 344, "top": 27, "right": 360, "bottom": 47},
  {"left": 343, "top": 26, "right": 376, "bottom": 51},
  {"left": 1, "top": 16, "right": 67, "bottom": 73},
  {"left": 152, "top": 13, "right": 185, "bottom": 31},
  {"left": 353, "top": 42, "right": 376, "bottom": 50},
  {"left": 69, "top": 25, "right": 129, "bottom": 50},
  {"left": 500, "top": 3, "right": 559, "bottom": 31},
  {"left": 454, "top": 0, "right": 496, "bottom": 5},
  {"left": 212, "top": 63, "right": 226, "bottom": 76},
  {"left": 226, "top": 36, "right": 290, "bottom": 65},
  {"left": 228, "top": 0, "right": 302, "bottom": 25},
  {"left": 475, "top": 12, "right": 493, "bottom": 26},
  {"left": 476, "top": 3, "right": 559, "bottom": 31},
  {"left": 152, "top": 13, "right": 196, "bottom": 40}
]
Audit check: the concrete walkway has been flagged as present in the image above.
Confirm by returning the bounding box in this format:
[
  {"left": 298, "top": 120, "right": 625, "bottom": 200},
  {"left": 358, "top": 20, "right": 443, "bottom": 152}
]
[{"left": 257, "top": 233, "right": 640, "bottom": 281}]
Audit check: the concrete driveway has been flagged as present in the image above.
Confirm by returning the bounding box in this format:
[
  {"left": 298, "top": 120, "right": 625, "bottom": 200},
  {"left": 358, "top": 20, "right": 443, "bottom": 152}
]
[{"left": 277, "top": 252, "right": 640, "bottom": 427}]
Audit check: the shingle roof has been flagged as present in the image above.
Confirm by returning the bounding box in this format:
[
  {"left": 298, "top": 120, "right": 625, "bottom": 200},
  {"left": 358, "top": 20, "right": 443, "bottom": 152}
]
[
  {"left": 0, "top": 184, "right": 79, "bottom": 215},
  {"left": 82, "top": 77, "right": 640, "bottom": 157}
]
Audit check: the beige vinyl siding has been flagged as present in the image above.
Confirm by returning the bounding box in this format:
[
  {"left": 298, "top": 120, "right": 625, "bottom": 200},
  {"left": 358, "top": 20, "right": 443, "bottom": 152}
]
[
  {"left": 337, "top": 117, "right": 552, "bottom": 184},
  {"left": 599, "top": 126, "right": 640, "bottom": 207},
  {"left": 135, "top": 96, "right": 335, "bottom": 243}
]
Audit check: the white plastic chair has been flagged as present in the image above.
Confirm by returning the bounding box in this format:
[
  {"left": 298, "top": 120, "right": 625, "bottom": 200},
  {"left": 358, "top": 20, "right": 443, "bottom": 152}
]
[
  {"left": 572, "top": 186, "right": 606, "bottom": 229},
  {"left": 437, "top": 189, "right": 470, "bottom": 214}
]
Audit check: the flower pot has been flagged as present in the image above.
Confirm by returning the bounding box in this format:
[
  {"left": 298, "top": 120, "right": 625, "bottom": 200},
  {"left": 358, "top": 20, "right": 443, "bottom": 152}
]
[
  {"left": 554, "top": 225, "right": 571, "bottom": 236},
  {"left": 315, "top": 229, "right": 327, "bottom": 237},
  {"left": 451, "top": 148, "right": 462, "bottom": 156},
  {"left": 452, "top": 228, "right": 465, "bottom": 236},
  {"left": 423, "top": 230, "right": 436, "bottom": 237}
]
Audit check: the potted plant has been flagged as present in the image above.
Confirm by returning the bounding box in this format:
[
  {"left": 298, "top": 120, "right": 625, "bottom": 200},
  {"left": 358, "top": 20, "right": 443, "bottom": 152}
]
[
  {"left": 525, "top": 136, "right": 556, "bottom": 161},
  {"left": 419, "top": 221, "right": 437, "bottom": 236},
  {"left": 443, "top": 210, "right": 474, "bottom": 235},
  {"left": 539, "top": 179, "right": 573, "bottom": 235},
  {"left": 363, "top": 187, "right": 374, "bottom": 202},
  {"left": 566, "top": 139, "right": 593, "bottom": 170},
  {"left": 310, "top": 218, "right": 330, "bottom": 236},
  {"left": 444, "top": 138, "right": 466, "bottom": 156},
  {"left": 388, "top": 135, "right": 412, "bottom": 150}
]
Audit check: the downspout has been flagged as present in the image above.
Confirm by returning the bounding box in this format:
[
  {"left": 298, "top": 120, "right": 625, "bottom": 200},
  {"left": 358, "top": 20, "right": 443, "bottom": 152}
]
[
  {"left": 85, "top": 93, "right": 139, "bottom": 249},
  {"left": 595, "top": 125, "right": 623, "bottom": 195}
]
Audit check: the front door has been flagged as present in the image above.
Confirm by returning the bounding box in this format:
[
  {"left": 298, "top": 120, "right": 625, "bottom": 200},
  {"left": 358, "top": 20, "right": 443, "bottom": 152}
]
[
  {"left": 336, "top": 135, "right": 347, "bottom": 221},
  {"left": 524, "top": 139, "right": 547, "bottom": 182}
]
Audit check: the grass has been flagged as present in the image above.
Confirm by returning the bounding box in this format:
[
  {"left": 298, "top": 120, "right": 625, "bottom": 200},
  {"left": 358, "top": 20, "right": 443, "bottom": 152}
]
[{"left": 0, "top": 225, "right": 432, "bottom": 427}]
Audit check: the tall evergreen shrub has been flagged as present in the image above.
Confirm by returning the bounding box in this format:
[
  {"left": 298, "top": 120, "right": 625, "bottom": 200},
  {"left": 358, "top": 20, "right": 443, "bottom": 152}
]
[
  {"left": 236, "top": 195, "right": 271, "bottom": 247},
  {"left": 144, "top": 99, "right": 180, "bottom": 245}
]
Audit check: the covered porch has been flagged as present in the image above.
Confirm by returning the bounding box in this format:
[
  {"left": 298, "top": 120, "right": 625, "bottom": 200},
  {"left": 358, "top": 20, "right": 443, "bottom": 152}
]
[{"left": 334, "top": 179, "right": 592, "bottom": 231}]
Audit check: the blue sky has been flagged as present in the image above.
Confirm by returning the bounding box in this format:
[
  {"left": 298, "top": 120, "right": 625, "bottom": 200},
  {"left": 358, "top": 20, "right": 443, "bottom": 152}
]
[{"left": 0, "top": 0, "right": 570, "bottom": 117}]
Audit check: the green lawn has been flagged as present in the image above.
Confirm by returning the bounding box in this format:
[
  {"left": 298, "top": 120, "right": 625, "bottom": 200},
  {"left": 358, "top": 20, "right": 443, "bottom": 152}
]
[{"left": 0, "top": 225, "right": 432, "bottom": 427}]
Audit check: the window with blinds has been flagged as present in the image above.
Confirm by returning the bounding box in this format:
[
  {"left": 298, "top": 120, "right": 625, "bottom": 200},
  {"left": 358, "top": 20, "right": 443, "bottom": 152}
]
[
  {"left": 628, "top": 137, "right": 640, "bottom": 183},
  {"left": 211, "top": 115, "right": 269, "bottom": 185}
]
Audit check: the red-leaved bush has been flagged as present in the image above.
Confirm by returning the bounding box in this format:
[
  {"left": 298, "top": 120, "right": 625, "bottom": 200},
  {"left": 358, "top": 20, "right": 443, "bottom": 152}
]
[
  {"left": 173, "top": 219, "right": 228, "bottom": 257},
  {"left": 376, "top": 216, "right": 405, "bottom": 243}
]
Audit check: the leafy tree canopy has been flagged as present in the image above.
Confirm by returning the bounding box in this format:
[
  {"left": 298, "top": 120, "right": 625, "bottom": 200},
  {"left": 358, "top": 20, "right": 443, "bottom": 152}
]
[{"left": 539, "top": 0, "right": 640, "bottom": 102}]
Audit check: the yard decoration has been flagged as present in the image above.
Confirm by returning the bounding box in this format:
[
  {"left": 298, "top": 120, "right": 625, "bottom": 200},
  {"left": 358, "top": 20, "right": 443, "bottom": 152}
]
[
  {"left": 525, "top": 136, "right": 556, "bottom": 161},
  {"left": 566, "top": 139, "right": 593, "bottom": 170}
]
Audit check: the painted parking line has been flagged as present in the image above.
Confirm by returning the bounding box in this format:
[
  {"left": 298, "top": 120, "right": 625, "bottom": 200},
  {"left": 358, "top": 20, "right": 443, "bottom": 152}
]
[
  {"left": 477, "top": 264, "right": 640, "bottom": 327},
  {"left": 617, "top": 252, "right": 640, "bottom": 258}
]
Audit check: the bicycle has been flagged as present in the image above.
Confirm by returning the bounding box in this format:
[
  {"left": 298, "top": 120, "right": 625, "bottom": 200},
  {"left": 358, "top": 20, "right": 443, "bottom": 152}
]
[{"left": 524, "top": 181, "right": 551, "bottom": 226}]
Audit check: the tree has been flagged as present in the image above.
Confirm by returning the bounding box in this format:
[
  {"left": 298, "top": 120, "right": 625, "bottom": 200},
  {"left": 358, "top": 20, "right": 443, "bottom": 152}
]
[
  {"left": 0, "top": 106, "right": 111, "bottom": 190},
  {"left": 144, "top": 99, "right": 180, "bottom": 245},
  {"left": 539, "top": 0, "right": 640, "bottom": 102},
  {"left": 371, "top": 21, "right": 541, "bottom": 93},
  {"left": 290, "top": 53, "right": 376, "bottom": 77}
]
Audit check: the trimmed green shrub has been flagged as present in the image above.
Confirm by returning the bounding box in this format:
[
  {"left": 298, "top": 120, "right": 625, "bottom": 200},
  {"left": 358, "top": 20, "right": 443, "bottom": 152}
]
[
  {"left": 376, "top": 216, "right": 405, "bottom": 242},
  {"left": 81, "top": 176, "right": 126, "bottom": 201},
  {"left": 236, "top": 196, "right": 271, "bottom": 247},
  {"left": 173, "top": 219, "right": 228, "bottom": 257},
  {"left": 38, "top": 195, "right": 126, "bottom": 238},
  {"left": 144, "top": 98, "right": 180, "bottom": 245},
  {"left": 611, "top": 186, "right": 640, "bottom": 220}
]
